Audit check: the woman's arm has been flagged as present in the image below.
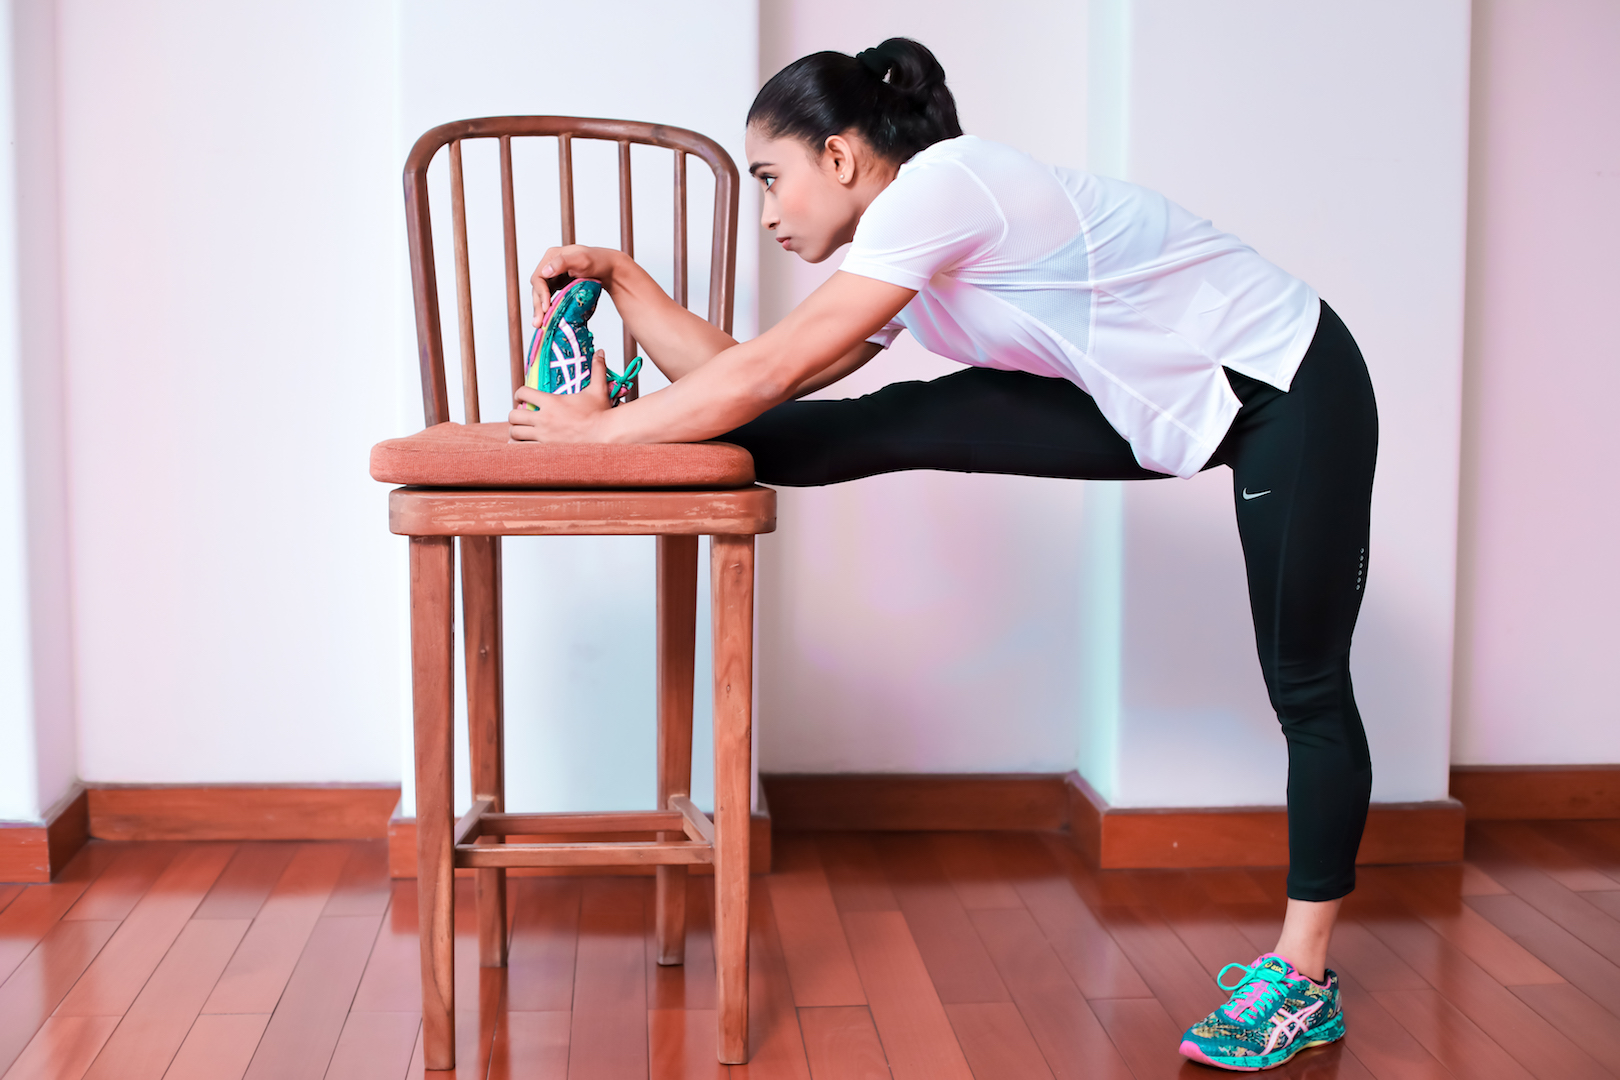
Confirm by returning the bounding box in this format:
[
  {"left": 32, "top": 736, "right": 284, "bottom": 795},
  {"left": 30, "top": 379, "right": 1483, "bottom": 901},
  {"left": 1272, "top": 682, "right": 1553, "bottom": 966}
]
[
  {"left": 510, "top": 271, "right": 914, "bottom": 443},
  {"left": 791, "top": 340, "right": 883, "bottom": 398},
  {"left": 529, "top": 246, "right": 735, "bottom": 381}
]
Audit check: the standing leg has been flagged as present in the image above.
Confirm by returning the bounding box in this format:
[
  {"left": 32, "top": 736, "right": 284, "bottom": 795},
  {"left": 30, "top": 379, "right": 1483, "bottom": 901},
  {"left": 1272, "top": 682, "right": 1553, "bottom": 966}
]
[
  {"left": 710, "top": 534, "right": 754, "bottom": 1064},
  {"left": 1219, "top": 303, "right": 1378, "bottom": 974},
  {"left": 656, "top": 535, "right": 699, "bottom": 966},
  {"left": 410, "top": 535, "right": 457, "bottom": 1070},
  {"left": 461, "top": 535, "right": 507, "bottom": 968}
]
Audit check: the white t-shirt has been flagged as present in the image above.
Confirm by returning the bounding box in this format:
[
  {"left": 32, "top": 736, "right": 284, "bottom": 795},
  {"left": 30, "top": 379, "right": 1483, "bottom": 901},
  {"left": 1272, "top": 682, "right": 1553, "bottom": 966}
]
[{"left": 841, "top": 135, "right": 1320, "bottom": 478}]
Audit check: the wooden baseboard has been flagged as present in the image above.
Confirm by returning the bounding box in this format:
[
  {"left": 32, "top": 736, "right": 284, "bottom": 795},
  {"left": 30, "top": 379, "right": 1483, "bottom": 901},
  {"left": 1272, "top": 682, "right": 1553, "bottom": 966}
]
[
  {"left": 762, "top": 773, "right": 1069, "bottom": 831},
  {"left": 759, "top": 771, "right": 1463, "bottom": 869},
  {"left": 387, "top": 790, "right": 773, "bottom": 879},
  {"left": 1450, "top": 765, "right": 1620, "bottom": 820},
  {"left": 1066, "top": 772, "right": 1466, "bottom": 868},
  {"left": 0, "top": 785, "right": 90, "bottom": 884},
  {"left": 86, "top": 784, "right": 400, "bottom": 842}
]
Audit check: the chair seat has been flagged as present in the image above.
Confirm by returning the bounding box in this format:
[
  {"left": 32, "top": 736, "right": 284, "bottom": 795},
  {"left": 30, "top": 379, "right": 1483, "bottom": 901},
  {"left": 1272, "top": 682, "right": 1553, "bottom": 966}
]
[{"left": 369, "top": 421, "right": 755, "bottom": 489}]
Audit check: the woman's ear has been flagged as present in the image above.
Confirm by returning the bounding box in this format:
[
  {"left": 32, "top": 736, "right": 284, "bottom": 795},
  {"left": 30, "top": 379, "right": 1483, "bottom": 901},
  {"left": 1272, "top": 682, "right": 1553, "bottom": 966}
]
[{"left": 823, "top": 134, "right": 853, "bottom": 185}]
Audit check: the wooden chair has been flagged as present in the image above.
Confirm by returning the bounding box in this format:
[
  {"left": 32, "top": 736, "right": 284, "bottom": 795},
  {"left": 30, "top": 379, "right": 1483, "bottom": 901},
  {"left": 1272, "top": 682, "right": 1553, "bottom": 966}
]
[{"left": 371, "top": 117, "right": 773, "bottom": 1069}]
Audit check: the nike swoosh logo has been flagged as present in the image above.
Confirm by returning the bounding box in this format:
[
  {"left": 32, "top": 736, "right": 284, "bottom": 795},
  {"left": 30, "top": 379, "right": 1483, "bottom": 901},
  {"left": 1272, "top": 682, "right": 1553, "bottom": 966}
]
[{"left": 1242, "top": 488, "right": 1272, "bottom": 500}]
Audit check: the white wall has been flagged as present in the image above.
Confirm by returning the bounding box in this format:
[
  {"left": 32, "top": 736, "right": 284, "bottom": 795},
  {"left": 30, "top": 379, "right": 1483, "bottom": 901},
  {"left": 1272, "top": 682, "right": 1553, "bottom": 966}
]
[
  {"left": 56, "top": 0, "right": 406, "bottom": 788},
  {"left": 1452, "top": 0, "right": 1620, "bottom": 764},
  {"left": 758, "top": 1, "right": 1471, "bottom": 807},
  {"left": 756, "top": 0, "right": 1093, "bottom": 775},
  {"left": 1101, "top": 1, "right": 1473, "bottom": 806},
  {"left": 0, "top": 0, "right": 37, "bottom": 822},
  {"left": 0, "top": 0, "right": 75, "bottom": 823}
]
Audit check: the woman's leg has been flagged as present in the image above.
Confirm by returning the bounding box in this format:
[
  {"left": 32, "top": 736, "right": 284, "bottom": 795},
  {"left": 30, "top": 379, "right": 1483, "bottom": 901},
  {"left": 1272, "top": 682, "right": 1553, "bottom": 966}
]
[
  {"left": 723, "top": 365, "right": 1167, "bottom": 485},
  {"left": 1214, "top": 301, "right": 1378, "bottom": 978}
]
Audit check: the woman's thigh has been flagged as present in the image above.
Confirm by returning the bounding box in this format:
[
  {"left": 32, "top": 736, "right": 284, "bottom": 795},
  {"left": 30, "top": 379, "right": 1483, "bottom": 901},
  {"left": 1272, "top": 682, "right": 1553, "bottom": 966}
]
[{"left": 723, "top": 365, "right": 1166, "bottom": 486}]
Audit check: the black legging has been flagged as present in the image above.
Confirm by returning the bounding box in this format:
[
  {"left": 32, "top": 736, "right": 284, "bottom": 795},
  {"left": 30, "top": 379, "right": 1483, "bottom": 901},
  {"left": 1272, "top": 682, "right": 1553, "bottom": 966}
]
[{"left": 725, "top": 301, "right": 1376, "bottom": 901}]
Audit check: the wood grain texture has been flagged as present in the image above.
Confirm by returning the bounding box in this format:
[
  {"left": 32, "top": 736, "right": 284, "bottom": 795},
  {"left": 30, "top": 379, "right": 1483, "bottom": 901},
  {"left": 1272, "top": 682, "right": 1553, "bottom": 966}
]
[
  {"left": 942, "top": 1002, "right": 1055, "bottom": 1080},
  {"left": 56, "top": 844, "right": 234, "bottom": 1016},
  {"left": 765, "top": 836, "right": 865, "bottom": 1008},
  {"left": 389, "top": 810, "right": 771, "bottom": 880},
  {"left": 0, "top": 919, "right": 120, "bottom": 1076},
  {"left": 82, "top": 918, "right": 250, "bottom": 1080},
  {"left": 202, "top": 843, "right": 351, "bottom": 1014},
  {"left": 711, "top": 534, "right": 754, "bottom": 1064},
  {"left": 8, "top": 825, "right": 1620, "bottom": 1080},
  {"left": 871, "top": 834, "right": 1010, "bottom": 1005},
  {"left": 488, "top": 1010, "right": 570, "bottom": 1079},
  {"left": 2, "top": 1014, "right": 120, "bottom": 1080},
  {"left": 840, "top": 911, "right": 974, "bottom": 1080},
  {"left": 764, "top": 775, "right": 1068, "bottom": 833},
  {"left": 796, "top": 1007, "right": 889, "bottom": 1080},
  {"left": 966, "top": 908, "right": 1133, "bottom": 1080},
  {"left": 730, "top": 886, "right": 811, "bottom": 1080},
  {"left": 160, "top": 1014, "right": 269, "bottom": 1080},
  {"left": 192, "top": 843, "right": 299, "bottom": 920},
  {"left": 1452, "top": 766, "right": 1620, "bottom": 820},
  {"left": 411, "top": 533, "right": 457, "bottom": 1072},
  {"left": 656, "top": 535, "right": 699, "bottom": 969},
  {"left": 238, "top": 913, "right": 386, "bottom": 1080},
  {"left": 646, "top": 873, "right": 716, "bottom": 1012},
  {"left": 567, "top": 879, "right": 649, "bottom": 1079},
  {"left": 85, "top": 786, "right": 399, "bottom": 842},
  {"left": 0, "top": 787, "right": 89, "bottom": 884},
  {"left": 323, "top": 1011, "right": 422, "bottom": 1080},
  {"left": 388, "top": 487, "right": 776, "bottom": 538},
  {"left": 462, "top": 534, "right": 509, "bottom": 969}
]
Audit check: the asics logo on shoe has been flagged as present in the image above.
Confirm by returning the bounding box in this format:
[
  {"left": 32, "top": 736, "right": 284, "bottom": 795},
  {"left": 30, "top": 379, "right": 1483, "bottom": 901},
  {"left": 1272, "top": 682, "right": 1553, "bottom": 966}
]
[{"left": 1242, "top": 488, "right": 1272, "bottom": 500}]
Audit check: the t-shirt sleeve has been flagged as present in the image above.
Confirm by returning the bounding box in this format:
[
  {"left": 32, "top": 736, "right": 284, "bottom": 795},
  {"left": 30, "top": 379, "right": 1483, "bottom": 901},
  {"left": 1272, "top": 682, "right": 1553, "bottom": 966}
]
[
  {"left": 840, "top": 161, "right": 1006, "bottom": 291},
  {"left": 867, "top": 319, "right": 904, "bottom": 349}
]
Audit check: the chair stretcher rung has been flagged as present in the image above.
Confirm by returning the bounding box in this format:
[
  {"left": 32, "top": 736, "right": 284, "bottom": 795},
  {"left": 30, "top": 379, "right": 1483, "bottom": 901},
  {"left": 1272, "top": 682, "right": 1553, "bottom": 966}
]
[
  {"left": 466, "top": 810, "right": 684, "bottom": 837},
  {"left": 454, "top": 839, "right": 714, "bottom": 868}
]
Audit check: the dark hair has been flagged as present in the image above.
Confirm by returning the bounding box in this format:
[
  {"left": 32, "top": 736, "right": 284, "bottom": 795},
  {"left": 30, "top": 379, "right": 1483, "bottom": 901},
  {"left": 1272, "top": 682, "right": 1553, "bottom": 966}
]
[{"left": 747, "top": 38, "right": 962, "bottom": 164}]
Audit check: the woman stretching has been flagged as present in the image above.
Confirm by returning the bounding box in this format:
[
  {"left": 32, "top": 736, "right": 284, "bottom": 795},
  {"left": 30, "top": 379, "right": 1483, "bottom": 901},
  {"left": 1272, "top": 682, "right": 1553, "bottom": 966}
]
[{"left": 510, "top": 38, "right": 1375, "bottom": 1072}]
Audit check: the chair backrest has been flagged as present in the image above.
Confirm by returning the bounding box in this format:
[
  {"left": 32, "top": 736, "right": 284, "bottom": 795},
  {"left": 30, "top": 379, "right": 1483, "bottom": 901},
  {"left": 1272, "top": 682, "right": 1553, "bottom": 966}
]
[{"left": 402, "top": 116, "right": 740, "bottom": 428}]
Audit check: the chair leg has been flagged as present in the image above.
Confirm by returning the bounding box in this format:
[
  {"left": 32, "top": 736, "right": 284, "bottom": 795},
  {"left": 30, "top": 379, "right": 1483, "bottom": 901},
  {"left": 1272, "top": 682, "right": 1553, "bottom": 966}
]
[
  {"left": 410, "top": 536, "right": 457, "bottom": 1071},
  {"left": 461, "top": 535, "right": 508, "bottom": 968},
  {"left": 655, "top": 535, "right": 699, "bottom": 966},
  {"left": 710, "top": 534, "right": 754, "bottom": 1064}
]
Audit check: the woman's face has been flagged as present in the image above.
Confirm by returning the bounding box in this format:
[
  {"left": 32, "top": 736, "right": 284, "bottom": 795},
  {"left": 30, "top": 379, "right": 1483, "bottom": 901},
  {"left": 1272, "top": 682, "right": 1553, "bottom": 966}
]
[{"left": 746, "top": 125, "right": 891, "bottom": 264}]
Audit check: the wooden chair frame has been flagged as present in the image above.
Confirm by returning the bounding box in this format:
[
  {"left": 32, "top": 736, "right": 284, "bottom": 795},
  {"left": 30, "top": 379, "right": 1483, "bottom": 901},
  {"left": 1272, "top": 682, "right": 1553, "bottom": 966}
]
[{"left": 394, "top": 117, "right": 765, "bottom": 1069}]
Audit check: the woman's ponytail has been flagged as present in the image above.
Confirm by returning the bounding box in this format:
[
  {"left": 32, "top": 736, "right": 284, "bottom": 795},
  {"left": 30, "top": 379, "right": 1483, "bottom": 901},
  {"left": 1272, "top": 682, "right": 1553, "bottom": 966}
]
[{"left": 748, "top": 38, "right": 962, "bottom": 164}]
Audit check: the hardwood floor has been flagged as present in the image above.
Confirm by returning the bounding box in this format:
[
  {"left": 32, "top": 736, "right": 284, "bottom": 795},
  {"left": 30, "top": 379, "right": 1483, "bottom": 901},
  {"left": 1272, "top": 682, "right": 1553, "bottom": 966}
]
[{"left": 3, "top": 822, "right": 1620, "bottom": 1078}]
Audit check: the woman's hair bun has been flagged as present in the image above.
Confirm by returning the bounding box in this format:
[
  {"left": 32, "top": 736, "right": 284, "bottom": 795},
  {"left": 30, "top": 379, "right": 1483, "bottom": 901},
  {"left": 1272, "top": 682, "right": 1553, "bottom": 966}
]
[{"left": 749, "top": 37, "right": 962, "bottom": 164}]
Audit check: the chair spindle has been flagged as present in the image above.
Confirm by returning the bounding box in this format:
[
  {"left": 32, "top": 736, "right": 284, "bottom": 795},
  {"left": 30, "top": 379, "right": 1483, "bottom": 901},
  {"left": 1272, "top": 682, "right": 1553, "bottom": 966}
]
[
  {"left": 617, "top": 140, "right": 638, "bottom": 400},
  {"left": 449, "top": 141, "right": 479, "bottom": 423},
  {"left": 674, "top": 151, "right": 688, "bottom": 309},
  {"left": 558, "top": 134, "right": 576, "bottom": 246},
  {"left": 498, "top": 135, "right": 524, "bottom": 393}
]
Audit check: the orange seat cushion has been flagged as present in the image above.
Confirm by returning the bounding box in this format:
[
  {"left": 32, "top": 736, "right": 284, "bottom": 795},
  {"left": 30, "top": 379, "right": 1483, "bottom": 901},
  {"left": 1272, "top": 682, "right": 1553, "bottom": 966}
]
[{"left": 370, "top": 422, "right": 755, "bottom": 489}]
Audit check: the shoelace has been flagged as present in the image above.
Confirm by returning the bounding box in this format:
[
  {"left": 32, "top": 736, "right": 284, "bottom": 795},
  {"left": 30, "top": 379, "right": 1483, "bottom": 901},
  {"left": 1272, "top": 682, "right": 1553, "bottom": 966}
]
[
  {"left": 608, "top": 355, "right": 643, "bottom": 403},
  {"left": 1215, "top": 961, "right": 1288, "bottom": 1023}
]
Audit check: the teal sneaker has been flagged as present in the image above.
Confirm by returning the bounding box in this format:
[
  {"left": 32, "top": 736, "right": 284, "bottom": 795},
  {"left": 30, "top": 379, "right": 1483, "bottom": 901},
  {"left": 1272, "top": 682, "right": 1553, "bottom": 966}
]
[
  {"left": 1180, "top": 953, "right": 1345, "bottom": 1071},
  {"left": 523, "top": 277, "right": 641, "bottom": 406}
]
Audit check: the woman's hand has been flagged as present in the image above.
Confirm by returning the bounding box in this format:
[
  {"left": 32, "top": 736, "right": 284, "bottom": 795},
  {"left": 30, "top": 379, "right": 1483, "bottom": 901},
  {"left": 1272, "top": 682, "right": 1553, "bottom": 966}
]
[
  {"left": 530, "top": 246, "right": 621, "bottom": 326},
  {"left": 509, "top": 352, "right": 615, "bottom": 442}
]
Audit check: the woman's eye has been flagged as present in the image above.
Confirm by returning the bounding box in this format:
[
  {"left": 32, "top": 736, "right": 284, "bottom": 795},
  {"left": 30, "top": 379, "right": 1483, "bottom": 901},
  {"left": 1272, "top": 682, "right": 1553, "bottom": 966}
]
[{"left": 762, "top": 176, "right": 776, "bottom": 191}]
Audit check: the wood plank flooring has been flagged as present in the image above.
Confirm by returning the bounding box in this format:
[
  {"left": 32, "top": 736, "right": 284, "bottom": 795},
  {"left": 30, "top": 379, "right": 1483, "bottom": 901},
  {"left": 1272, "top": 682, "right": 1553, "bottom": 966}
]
[{"left": 3, "top": 822, "right": 1620, "bottom": 1078}]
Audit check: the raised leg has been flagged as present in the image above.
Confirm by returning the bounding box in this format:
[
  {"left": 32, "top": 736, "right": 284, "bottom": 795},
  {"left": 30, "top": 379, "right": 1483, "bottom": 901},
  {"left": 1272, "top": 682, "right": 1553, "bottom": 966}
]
[
  {"left": 410, "top": 535, "right": 457, "bottom": 1070},
  {"left": 710, "top": 534, "right": 754, "bottom": 1064},
  {"left": 655, "top": 535, "right": 699, "bottom": 966},
  {"left": 461, "top": 535, "right": 507, "bottom": 968}
]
